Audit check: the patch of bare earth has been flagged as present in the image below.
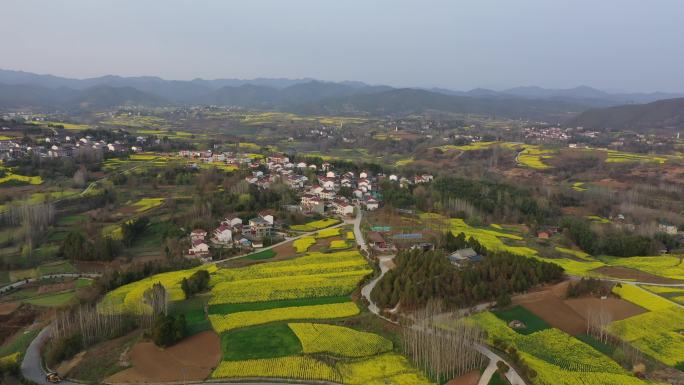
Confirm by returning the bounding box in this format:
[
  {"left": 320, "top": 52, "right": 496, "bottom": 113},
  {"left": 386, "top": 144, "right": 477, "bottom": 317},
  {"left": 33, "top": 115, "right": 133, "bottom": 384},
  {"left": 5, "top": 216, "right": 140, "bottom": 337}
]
[
  {"left": 649, "top": 367, "right": 684, "bottom": 385},
  {"left": 0, "top": 302, "right": 20, "bottom": 316},
  {"left": 513, "top": 280, "right": 649, "bottom": 335},
  {"left": 56, "top": 351, "right": 86, "bottom": 377},
  {"left": 564, "top": 297, "right": 646, "bottom": 322},
  {"left": 445, "top": 370, "right": 480, "bottom": 385},
  {"left": 272, "top": 241, "right": 297, "bottom": 258},
  {"left": 517, "top": 295, "right": 587, "bottom": 335},
  {"left": 37, "top": 282, "right": 75, "bottom": 295},
  {"left": 593, "top": 266, "right": 684, "bottom": 285},
  {"left": 104, "top": 331, "right": 221, "bottom": 384}
]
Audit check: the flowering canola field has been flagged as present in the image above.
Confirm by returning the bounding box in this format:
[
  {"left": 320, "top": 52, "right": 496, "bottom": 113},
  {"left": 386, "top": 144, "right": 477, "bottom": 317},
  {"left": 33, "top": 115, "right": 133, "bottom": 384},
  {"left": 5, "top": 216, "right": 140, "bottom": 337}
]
[
  {"left": 468, "top": 312, "right": 665, "bottom": 385},
  {"left": 289, "top": 323, "right": 392, "bottom": 357},
  {"left": 608, "top": 284, "right": 684, "bottom": 368},
  {"left": 101, "top": 244, "right": 432, "bottom": 383}
]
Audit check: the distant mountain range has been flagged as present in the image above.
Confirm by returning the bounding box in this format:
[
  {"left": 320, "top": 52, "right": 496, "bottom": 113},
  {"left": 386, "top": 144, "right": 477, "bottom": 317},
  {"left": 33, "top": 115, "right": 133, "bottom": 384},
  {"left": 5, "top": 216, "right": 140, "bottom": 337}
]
[
  {"left": 567, "top": 97, "right": 684, "bottom": 132},
  {"left": 1, "top": 69, "right": 682, "bottom": 124}
]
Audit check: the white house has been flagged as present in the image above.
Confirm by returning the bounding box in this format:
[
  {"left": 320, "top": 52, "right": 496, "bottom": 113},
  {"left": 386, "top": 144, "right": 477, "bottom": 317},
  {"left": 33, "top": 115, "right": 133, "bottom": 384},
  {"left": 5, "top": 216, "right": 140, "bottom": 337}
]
[
  {"left": 364, "top": 198, "right": 379, "bottom": 211},
  {"left": 258, "top": 211, "right": 274, "bottom": 225},
  {"left": 322, "top": 179, "right": 335, "bottom": 190},
  {"left": 189, "top": 239, "right": 210, "bottom": 256},
  {"left": 389, "top": 174, "right": 398, "bottom": 181},
  {"left": 213, "top": 225, "right": 233, "bottom": 245},
  {"left": 222, "top": 216, "right": 243, "bottom": 228},
  {"left": 360, "top": 171, "right": 368, "bottom": 179},
  {"left": 190, "top": 229, "right": 207, "bottom": 241}
]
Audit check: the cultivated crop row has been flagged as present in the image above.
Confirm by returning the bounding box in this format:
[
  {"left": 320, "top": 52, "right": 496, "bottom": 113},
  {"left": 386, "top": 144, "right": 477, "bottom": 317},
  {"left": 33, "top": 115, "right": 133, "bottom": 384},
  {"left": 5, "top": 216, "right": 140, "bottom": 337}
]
[
  {"left": 209, "top": 302, "right": 360, "bottom": 332},
  {"left": 289, "top": 322, "right": 392, "bottom": 358}
]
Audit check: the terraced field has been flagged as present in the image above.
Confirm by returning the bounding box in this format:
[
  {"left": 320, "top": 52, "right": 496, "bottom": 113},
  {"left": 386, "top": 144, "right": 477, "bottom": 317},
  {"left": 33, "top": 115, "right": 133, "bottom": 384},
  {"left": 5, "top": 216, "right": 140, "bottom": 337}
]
[
  {"left": 99, "top": 247, "right": 432, "bottom": 383},
  {"left": 420, "top": 213, "right": 537, "bottom": 257}
]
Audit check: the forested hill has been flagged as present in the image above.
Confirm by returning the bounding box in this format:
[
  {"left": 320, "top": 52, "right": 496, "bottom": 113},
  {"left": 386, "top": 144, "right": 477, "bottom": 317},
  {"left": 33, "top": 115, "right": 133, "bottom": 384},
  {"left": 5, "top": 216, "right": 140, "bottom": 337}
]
[{"left": 567, "top": 97, "right": 684, "bottom": 132}]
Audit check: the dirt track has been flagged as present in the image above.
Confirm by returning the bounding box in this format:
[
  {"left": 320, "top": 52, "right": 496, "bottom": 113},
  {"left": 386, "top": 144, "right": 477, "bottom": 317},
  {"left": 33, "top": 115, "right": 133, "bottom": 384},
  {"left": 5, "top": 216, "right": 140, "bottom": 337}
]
[{"left": 105, "top": 331, "right": 221, "bottom": 383}]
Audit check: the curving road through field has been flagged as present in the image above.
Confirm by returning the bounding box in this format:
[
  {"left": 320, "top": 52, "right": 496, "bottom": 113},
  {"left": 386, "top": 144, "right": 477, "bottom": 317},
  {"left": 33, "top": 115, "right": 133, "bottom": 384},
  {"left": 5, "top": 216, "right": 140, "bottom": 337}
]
[
  {"left": 22, "top": 208, "right": 525, "bottom": 385},
  {"left": 0, "top": 273, "right": 101, "bottom": 296}
]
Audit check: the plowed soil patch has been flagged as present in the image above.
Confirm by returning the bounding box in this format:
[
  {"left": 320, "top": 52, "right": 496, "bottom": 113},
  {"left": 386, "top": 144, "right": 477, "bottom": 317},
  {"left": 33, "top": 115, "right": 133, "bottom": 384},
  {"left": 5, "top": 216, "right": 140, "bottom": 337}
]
[
  {"left": 518, "top": 295, "right": 587, "bottom": 336},
  {"left": 564, "top": 297, "right": 646, "bottom": 322},
  {"left": 272, "top": 241, "right": 297, "bottom": 258},
  {"left": 0, "top": 302, "right": 20, "bottom": 316},
  {"left": 445, "top": 370, "right": 480, "bottom": 385},
  {"left": 37, "top": 282, "right": 75, "bottom": 295},
  {"left": 594, "top": 266, "right": 683, "bottom": 285},
  {"left": 105, "top": 331, "right": 220, "bottom": 383}
]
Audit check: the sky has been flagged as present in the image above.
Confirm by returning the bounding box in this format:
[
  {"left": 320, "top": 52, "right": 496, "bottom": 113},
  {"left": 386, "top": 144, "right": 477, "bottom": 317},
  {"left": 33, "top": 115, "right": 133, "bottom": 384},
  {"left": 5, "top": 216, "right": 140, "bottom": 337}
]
[{"left": 1, "top": 0, "right": 683, "bottom": 92}]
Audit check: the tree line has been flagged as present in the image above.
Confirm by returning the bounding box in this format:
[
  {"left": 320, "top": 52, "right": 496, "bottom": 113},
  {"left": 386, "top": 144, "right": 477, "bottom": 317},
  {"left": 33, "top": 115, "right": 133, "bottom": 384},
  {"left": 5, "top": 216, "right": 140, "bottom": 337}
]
[
  {"left": 560, "top": 217, "right": 672, "bottom": 257},
  {"left": 371, "top": 234, "right": 564, "bottom": 310}
]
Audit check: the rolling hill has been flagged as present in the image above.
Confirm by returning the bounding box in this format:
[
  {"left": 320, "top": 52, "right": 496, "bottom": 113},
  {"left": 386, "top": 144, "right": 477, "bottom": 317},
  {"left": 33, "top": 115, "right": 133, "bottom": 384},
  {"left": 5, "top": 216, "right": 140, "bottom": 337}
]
[
  {"left": 1, "top": 69, "right": 681, "bottom": 122},
  {"left": 567, "top": 98, "right": 684, "bottom": 132}
]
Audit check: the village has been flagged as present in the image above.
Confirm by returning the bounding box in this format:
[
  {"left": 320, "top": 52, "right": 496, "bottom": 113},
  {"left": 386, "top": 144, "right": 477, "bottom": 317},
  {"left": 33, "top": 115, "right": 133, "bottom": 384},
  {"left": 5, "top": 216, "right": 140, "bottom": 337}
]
[{"left": 181, "top": 149, "right": 434, "bottom": 261}]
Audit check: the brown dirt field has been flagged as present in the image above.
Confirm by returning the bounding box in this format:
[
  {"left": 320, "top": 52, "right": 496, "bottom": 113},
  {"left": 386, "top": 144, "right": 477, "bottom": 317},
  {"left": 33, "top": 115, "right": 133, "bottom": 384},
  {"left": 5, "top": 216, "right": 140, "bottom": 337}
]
[
  {"left": 37, "top": 282, "right": 75, "bottom": 295},
  {"left": 272, "top": 241, "right": 297, "bottom": 258},
  {"left": 0, "top": 302, "right": 20, "bottom": 316},
  {"left": 594, "top": 266, "right": 684, "bottom": 284},
  {"left": 445, "top": 370, "right": 480, "bottom": 385},
  {"left": 105, "top": 331, "right": 221, "bottom": 384},
  {"left": 308, "top": 236, "right": 344, "bottom": 252},
  {"left": 0, "top": 305, "right": 37, "bottom": 344},
  {"left": 564, "top": 297, "right": 646, "bottom": 322},
  {"left": 514, "top": 281, "right": 584, "bottom": 335},
  {"left": 518, "top": 295, "right": 587, "bottom": 336},
  {"left": 513, "top": 280, "right": 650, "bottom": 335}
]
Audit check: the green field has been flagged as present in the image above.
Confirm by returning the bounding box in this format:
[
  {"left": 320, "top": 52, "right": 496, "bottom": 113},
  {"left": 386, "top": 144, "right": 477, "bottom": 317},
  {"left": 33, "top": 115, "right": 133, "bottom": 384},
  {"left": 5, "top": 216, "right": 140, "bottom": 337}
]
[
  {"left": 25, "top": 291, "right": 75, "bottom": 307},
  {"left": 209, "top": 296, "right": 351, "bottom": 315},
  {"left": 221, "top": 324, "right": 302, "bottom": 361},
  {"left": 493, "top": 306, "right": 550, "bottom": 335},
  {"left": 245, "top": 248, "right": 276, "bottom": 261}
]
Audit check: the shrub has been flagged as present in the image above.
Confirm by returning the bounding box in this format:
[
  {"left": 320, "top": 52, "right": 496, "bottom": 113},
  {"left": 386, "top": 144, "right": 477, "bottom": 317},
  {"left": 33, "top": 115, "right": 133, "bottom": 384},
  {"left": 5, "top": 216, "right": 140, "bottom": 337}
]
[
  {"left": 151, "top": 313, "right": 187, "bottom": 347},
  {"left": 496, "top": 360, "right": 509, "bottom": 373},
  {"left": 181, "top": 269, "right": 210, "bottom": 298}
]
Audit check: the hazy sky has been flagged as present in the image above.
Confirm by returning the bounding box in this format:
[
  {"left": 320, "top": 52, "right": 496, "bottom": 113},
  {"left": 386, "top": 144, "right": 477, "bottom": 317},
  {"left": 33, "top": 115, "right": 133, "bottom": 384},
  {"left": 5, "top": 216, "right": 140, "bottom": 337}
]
[{"left": 1, "top": 0, "right": 683, "bottom": 92}]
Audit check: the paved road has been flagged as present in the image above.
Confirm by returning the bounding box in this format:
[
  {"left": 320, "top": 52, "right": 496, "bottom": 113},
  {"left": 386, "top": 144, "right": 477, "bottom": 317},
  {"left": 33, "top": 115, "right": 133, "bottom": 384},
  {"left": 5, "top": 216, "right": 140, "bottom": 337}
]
[
  {"left": 0, "top": 273, "right": 100, "bottom": 295},
  {"left": 477, "top": 359, "right": 497, "bottom": 385},
  {"left": 360, "top": 255, "right": 396, "bottom": 323},
  {"left": 350, "top": 209, "right": 368, "bottom": 255},
  {"left": 476, "top": 344, "right": 526, "bottom": 385},
  {"left": 21, "top": 207, "right": 524, "bottom": 385},
  {"left": 21, "top": 327, "right": 77, "bottom": 385},
  {"left": 351, "top": 209, "right": 527, "bottom": 385}
]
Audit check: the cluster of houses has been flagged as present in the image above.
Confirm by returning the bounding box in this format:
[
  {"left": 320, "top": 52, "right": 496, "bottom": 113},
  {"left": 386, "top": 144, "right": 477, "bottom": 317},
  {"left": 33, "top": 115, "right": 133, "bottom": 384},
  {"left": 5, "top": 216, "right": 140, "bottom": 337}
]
[
  {"left": 246, "top": 155, "right": 385, "bottom": 216},
  {"left": 178, "top": 150, "right": 263, "bottom": 169},
  {"left": 0, "top": 133, "right": 144, "bottom": 161},
  {"left": 187, "top": 212, "right": 277, "bottom": 261}
]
